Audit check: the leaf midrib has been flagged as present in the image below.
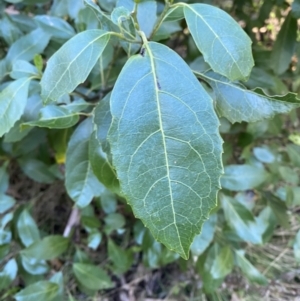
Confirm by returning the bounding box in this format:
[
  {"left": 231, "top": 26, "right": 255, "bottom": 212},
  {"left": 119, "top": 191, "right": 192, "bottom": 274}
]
[{"left": 145, "top": 43, "right": 184, "bottom": 254}]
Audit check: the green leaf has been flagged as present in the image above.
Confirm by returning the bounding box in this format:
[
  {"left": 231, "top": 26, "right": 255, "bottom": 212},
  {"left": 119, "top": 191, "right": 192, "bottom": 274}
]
[
  {"left": 34, "top": 15, "right": 75, "bottom": 40},
  {"left": 87, "top": 230, "right": 102, "bottom": 250},
  {"left": 278, "top": 166, "right": 299, "bottom": 185},
  {"left": 287, "top": 144, "right": 300, "bottom": 167},
  {"left": 292, "top": 0, "right": 300, "bottom": 18},
  {"left": 253, "top": 147, "right": 276, "bottom": 163},
  {"left": 14, "top": 281, "right": 59, "bottom": 301},
  {"left": 21, "top": 235, "right": 69, "bottom": 260},
  {"left": 294, "top": 230, "right": 300, "bottom": 263},
  {"left": 104, "top": 213, "right": 125, "bottom": 235},
  {"left": 17, "top": 209, "right": 40, "bottom": 247},
  {"left": 6, "top": 28, "right": 50, "bottom": 64},
  {"left": 0, "top": 258, "right": 18, "bottom": 291},
  {"left": 0, "top": 163, "right": 9, "bottom": 194},
  {"left": 66, "top": 118, "right": 105, "bottom": 208},
  {"left": 0, "top": 78, "right": 31, "bottom": 137},
  {"left": 41, "top": 30, "right": 110, "bottom": 103},
  {"left": 271, "top": 11, "right": 297, "bottom": 75},
  {"left": 108, "top": 41, "right": 223, "bottom": 259},
  {"left": 235, "top": 250, "right": 268, "bottom": 285},
  {"left": 191, "top": 214, "right": 217, "bottom": 257},
  {"left": 0, "top": 195, "right": 15, "bottom": 214},
  {"left": 21, "top": 255, "right": 49, "bottom": 275},
  {"left": 49, "top": 272, "right": 64, "bottom": 301},
  {"left": 10, "top": 60, "right": 39, "bottom": 79},
  {"left": 108, "top": 239, "right": 133, "bottom": 275},
  {"left": 211, "top": 246, "right": 233, "bottom": 279},
  {"left": 184, "top": 4, "right": 254, "bottom": 81},
  {"left": 221, "top": 194, "right": 262, "bottom": 244},
  {"left": 73, "top": 263, "right": 114, "bottom": 291},
  {"left": 90, "top": 97, "right": 120, "bottom": 192},
  {"left": 22, "top": 105, "right": 80, "bottom": 129},
  {"left": 221, "top": 165, "right": 268, "bottom": 191},
  {"left": 195, "top": 71, "right": 300, "bottom": 123},
  {"left": 137, "top": 1, "right": 157, "bottom": 38}
]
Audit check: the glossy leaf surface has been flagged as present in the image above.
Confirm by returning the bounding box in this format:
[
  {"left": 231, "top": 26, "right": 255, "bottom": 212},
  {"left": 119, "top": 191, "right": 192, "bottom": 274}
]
[
  {"left": 108, "top": 42, "right": 223, "bottom": 259},
  {"left": 41, "top": 30, "right": 110, "bottom": 103},
  {"left": 184, "top": 4, "right": 254, "bottom": 81}
]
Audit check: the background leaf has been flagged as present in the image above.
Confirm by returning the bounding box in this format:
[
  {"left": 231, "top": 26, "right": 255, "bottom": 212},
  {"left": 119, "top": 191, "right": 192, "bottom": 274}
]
[{"left": 184, "top": 4, "right": 254, "bottom": 81}]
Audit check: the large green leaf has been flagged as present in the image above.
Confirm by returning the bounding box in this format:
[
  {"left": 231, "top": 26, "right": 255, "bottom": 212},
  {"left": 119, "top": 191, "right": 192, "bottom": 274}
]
[
  {"left": 221, "top": 164, "right": 268, "bottom": 191},
  {"left": 183, "top": 4, "right": 254, "bottom": 81},
  {"left": 14, "top": 281, "right": 59, "bottom": 301},
  {"left": 66, "top": 118, "right": 105, "bottom": 208},
  {"left": 17, "top": 209, "right": 40, "bottom": 247},
  {"left": 41, "top": 30, "right": 110, "bottom": 103},
  {"left": 108, "top": 41, "right": 223, "bottom": 259},
  {"left": 195, "top": 71, "right": 300, "bottom": 123},
  {"left": 22, "top": 105, "right": 80, "bottom": 129},
  {"left": 0, "top": 78, "right": 31, "bottom": 137},
  {"left": 21, "top": 235, "right": 69, "bottom": 260},
  {"left": 271, "top": 11, "right": 297, "bottom": 75},
  {"left": 73, "top": 263, "right": 114, "bottom": 291}
]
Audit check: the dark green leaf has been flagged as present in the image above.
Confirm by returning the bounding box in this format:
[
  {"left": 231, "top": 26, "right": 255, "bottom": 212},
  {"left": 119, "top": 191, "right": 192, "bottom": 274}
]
[
  {"left": 108, "top": 239, "right": 133, "bottom": 274},
  {"left": 21, "top": 235, "right": 69, "bottom": 260},
  {"left": 196, "top": 71, "right": 300, "bottom": 123},
  {"left": 73, "top": 263, "right": 114, "bottom": 291},
  {"left": 22, "top": 105, "right": 80, "bottom": 129},
  {"left": 271, "top": 11, "right": 297, "bottom": 75},
  {"left": 108, "top": 41, "right": 222, "bottom": 259},
  {"left": 41, "top": 30, "right": 110, "bottom": 103},
  {"left": 184, "top": 4, "right": 254, "bottom": 81},
  {"left": 66, "top": 118, "right": 105, "bottom": 208},
  {"left": 0, "top": 78, "right": 31, "bottom": 137},
  {"left": 14, "top": 281, "right": 59, "bottom": 301},
  {"left": 17, "top": 209, "right": 40, "bottom": 247},
  {"left": 221, "top": 165, "right": 268, "bottom": 191},
  {"left": 6, "top": 28, "right": 50, "bottom": 64},
  {"left": 0, "top": 163, "right": 9, "bottom": 194},
  {"left": 235, "top": 250, "right": 268, "bottom": 285}
]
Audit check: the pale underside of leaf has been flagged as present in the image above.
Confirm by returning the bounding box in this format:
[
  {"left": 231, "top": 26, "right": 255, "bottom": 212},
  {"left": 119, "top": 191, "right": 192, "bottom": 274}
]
[
  {"left": 184, "top": 4, "right": 254, "bottom": 81},
  {"left": 108, "top": 42, "right": 223, "bottom": 259},
  {"left": 196, "top": 71, "right": 300, "bottom": 123}
]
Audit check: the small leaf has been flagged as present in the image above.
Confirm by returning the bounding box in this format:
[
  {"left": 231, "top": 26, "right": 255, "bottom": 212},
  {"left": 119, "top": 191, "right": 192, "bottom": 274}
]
[
  {"left": 221, "top": 164, "right": 268, "bottom": 191},
  {"left": 253, "top": 147, "right": 276, "bottom": 163},
  {"left": 0, "top": 258, "right": 18, "bottom": 291},
  {"left": 21, "top": 255, "right": 49, "bottom": 275},
  {"left": 271, "top": 11, "right": 297, "bottom": 75},
  {"left": 0, "top": 78, "right": 31, "bottom": 137},
  {"left": 195, "top": 71, "right": 300, "bottom": 123},
  {"left": 137, "top": 1, "right": 157, "bottom": 38},
  {"left": 108, "top": 41, "right": 223, "bottom": 259},
  {"left": 294, "top": 230, "right": 300, "bottom": 263},
  {"left": 17, "top": 209, "right": 40, "bottom": 247},
  {"left": 287, "top": 144, "right": 300, "bottom": 167},
  {"left": 184, "top": 4, "right": 254, "bottom": 81},
  {"left": 108, "top": 239, "right": 133, "bottom": 274},
  {"left": 73, "top": 263, "right": 114, "bottom": 291},
  {"left": 21, "top": 235, "right": 69, "bottom": 260},
  {"left": 10, "top": 60, "right": 39, "bottom": 79},
  {"left": 0, "top": 195, "right": 15, "bottom": 214},
  {"left": 211, "top": 246, "right": 233, "bottom": 279},
  {"left": 41, "top": 30, "right": 110, "bottom": 103},
  {"left": 34, "top": 15, "right": 75, "bottom": 40},
  {"left": 14, "top": 281, "right": 59, "bottom": 301},
  {"left": 6, "top": 28, "right": 50, "bottom": 64},
  {"left": 22, "top": 105, "right": 80, "bottom": 129},
  {"left": 235, "top": 250, "right": 268, "bottom": 285},
  {"left": 191, "top": 214, "right": 217, "bottom": 257},
  {"left": 0, "top": 163, "right": 9, "bottom": 193},
  {"left": 66, "top": 118, "right": 105, "bottom": 208},
  {"left": 221, "top": 194, "right": 262, "bottom": 244}
]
